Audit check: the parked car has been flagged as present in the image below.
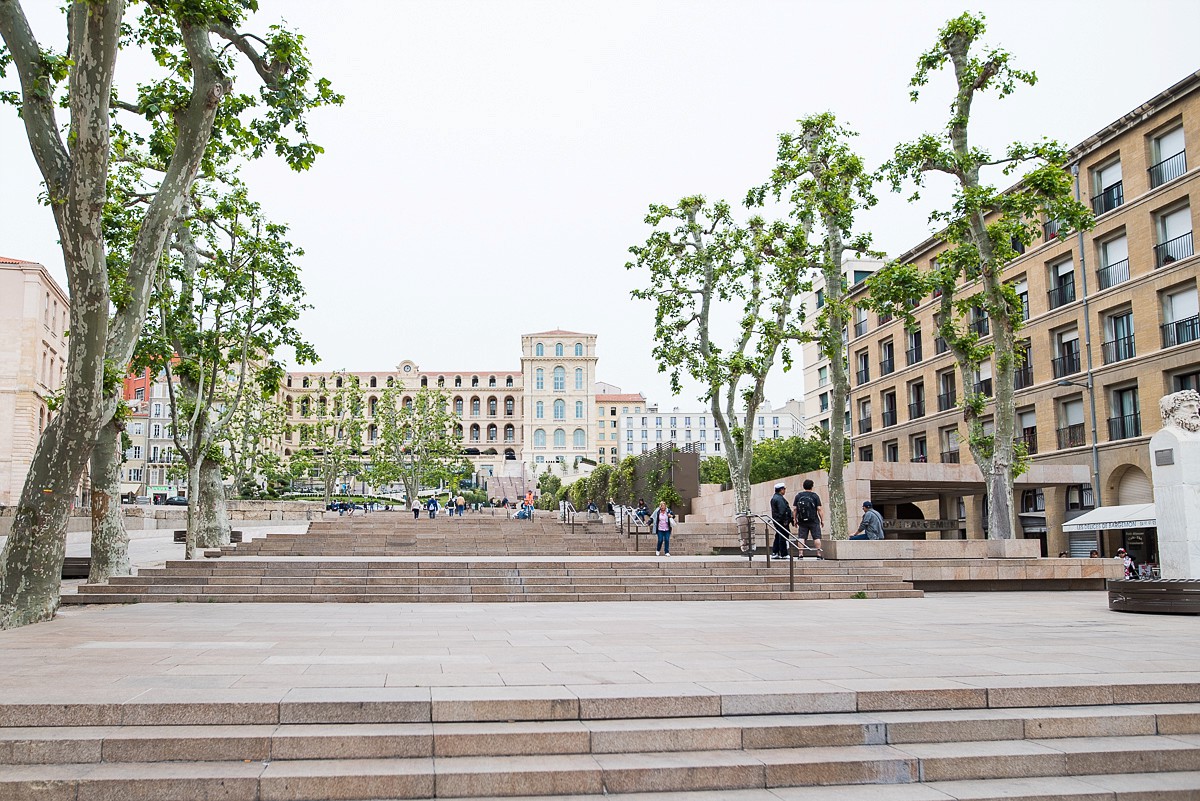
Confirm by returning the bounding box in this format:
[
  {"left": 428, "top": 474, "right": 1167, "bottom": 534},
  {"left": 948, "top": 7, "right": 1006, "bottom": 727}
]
[{"left": 163, "top": 496, "right": 189, "bottom": 506}]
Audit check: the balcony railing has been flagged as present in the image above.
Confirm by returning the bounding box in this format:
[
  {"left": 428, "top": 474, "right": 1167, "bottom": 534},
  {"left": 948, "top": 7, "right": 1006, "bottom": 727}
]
[
  {"left": 1019, "top": 427, "right": 1038, "bottom": 455},
  {"left": 934, "top": 336, "right": 948, "bottom": 354},
  {"left": 854, "top": 319, "right": 868, "bottom": 337},
  {"left": 1048, "top": 280, "right": 1076, "bottom": 309},
  {"left": 1149, "top": 150, "right": 1187, "bottom": 188},
  {"left": 1044, "top": 219, "right": 1061, "bottom": 240},
  {"left": 878, "top": 312, "right": 893, "bottom": 325},
  {"left": 1056, "top": 423, "right": 1086, "bottom": 449},
  {"left": 1091, "top": 182, "right": 1124, "bottom": 215},
  {"left": 937, "top": 389, "right": 957, "bottom": 411},
  {"left": 941, "top": 449, "right": 960, "bottom": 464},
  {"left": 879, "top": 357, "right": 895, "bottom": 376},
  {"left": 1108, "top": 412, "right": 1142, "bottom": 441},
  {"left": 1097, "top": 258, "right": 1130, "bottom": 290},
  {"left": 857, "top": 417, "right": 873, "bottom": 434},
  {"left": 908, "top": 400, "right": 926, "bottom": 420},
  {"left": 856, "top": 368, "right": 870, "bottom": 386},
  {"left": 1052, "top": 349, "right": 1081, "bottom": 379},
  {"left": 1102, "top": 333, "right": 1136, "bottom": 365},
  {"left": 906, "top": 345, "right": 923, "bottom": 365},
  {"left": 1155, "top": 231, "right": 1194, "bottom": 267},
  {"left": 1014, "top": 363, "right": 1034, "bottom": 390},
  {"left": 911, "top": 454, "right": 928, "bottom": 463},
  {"left": 969, "top": 317, "right": 990, "bottom": 337},
  {"left": 1162, "top": 315, "right": 1200, "bottom": 348},
  {"left": 881, "top": 409, "right": 898, "bottom": 428},
  {"left": 973, "top": 379, "right": 993, "bottom": 397}
]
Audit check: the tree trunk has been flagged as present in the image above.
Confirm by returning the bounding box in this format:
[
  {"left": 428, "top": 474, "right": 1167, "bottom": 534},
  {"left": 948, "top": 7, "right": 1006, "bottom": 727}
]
[
  {"left": 88, "top": 420, "right": 130, "bottom": 583},
  {"left": 184, "top": 460, "right": 202, "bottom": 560},
  {"left": 196, "top": 459, "right": 231, "bottom": 548},
  {"left": 986, "top": 313, "right": 1018, "bottom": 540}
]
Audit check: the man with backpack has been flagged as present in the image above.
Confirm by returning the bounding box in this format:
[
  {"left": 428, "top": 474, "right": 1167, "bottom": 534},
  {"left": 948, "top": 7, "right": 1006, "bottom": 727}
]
[
  {"left": 793, "top": 479, "right": 824, "bottom": 559},
  {"left": 769, "top": 482, "right": 793, "bottom": 559}
]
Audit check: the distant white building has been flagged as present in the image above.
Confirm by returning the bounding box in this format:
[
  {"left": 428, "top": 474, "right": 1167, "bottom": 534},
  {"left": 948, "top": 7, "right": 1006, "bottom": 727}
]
[{"left": 616, "top": 398, "right": 808, "bottom": 458}]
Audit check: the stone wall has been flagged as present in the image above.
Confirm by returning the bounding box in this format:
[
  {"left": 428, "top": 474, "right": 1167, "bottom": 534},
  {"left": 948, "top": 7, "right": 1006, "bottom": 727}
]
[{"left": 0, "top": 500, "right": 325, "bottom": 536}]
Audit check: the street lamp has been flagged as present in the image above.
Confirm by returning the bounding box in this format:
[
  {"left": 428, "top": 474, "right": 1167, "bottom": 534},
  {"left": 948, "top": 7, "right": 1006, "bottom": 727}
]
[{"left": 1056, "top": 378, "right": 1102, "bottom": 507}]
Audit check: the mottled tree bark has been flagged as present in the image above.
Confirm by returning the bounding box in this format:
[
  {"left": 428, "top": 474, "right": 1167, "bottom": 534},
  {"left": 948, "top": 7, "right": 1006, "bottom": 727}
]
[
  {"left": 196, "top": 460, "right": 231, "bottom": 548},
  {"left": 88, "top": 419, "right": 130, "bottom": 582}
]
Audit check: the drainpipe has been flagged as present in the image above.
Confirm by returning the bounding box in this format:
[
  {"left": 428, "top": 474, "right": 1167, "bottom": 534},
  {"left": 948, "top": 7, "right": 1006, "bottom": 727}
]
[{"left": 1071, "top": 163, "right": 1104, "bottom": 508}]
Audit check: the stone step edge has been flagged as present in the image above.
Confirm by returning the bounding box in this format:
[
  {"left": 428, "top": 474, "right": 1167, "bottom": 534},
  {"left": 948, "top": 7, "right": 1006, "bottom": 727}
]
[{"left": 2, "top": 683, "right": 1197, "bottom": 727}]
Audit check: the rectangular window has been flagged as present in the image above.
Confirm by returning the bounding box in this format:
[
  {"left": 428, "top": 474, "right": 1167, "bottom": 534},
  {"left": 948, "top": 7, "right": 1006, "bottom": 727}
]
[
  {"left": 1102, "top": 309, "right": 1135, "bottom": 364},
  {"left": 1048, "top": 259, "right": 1076, "bottom": 309},
  {"left": 134, "top": 387, "right": 145, "bottom": 401},
  {"left": 1150, "top": 125, "right": 1186, "bottom": 188},
  {"left": 1156, "top": 205, "right": 1193, "bottom": 267},
  {"left": 879, "top": 340, "right": 895, "bottom": 376},
  {"left": 1163, "top": 284, "right": 1200, "bottom": 348},
  {"left": 818, "top": 366, "right": 829, "bottom": 387},
  {"left": 911, "top": 435, "right": 927, "bottom": 463},
  {"left": 1090, "top": 158, "right": 1123, "bottom": 214},
  {"left": 856, "top": 350, "right": 870, "bottom": 386},
  {"left": 858, "top": 398, "right": 872, "bottom": 434},
  {"left": 1109, "top": 386, "right": 1141, "bottom": 440},
  {"left": 884, "top": 441, "right": 899, "bottom": 463},
  {"left": 1174, "top": 368, "right": 1200, "bottom": 392},
  {"left": 1057, "top": 398, "right": 1086, "bottom": 449},
  {"left": 908, "top": 381, "right": 926, "bottom": 420},
  {"left": 1097, "top": 234, "right": 1130, "bottom": 290},
  {"left": 819, "top": 392, "right": 830, "bottom": 412},
  {"left": 940, "top": 427, "right": 960, "bottom": 463},
  {"left": 1053, "top": 328, "right": 1081, "bottom": 379},
  {"left": 858, "top": 445, "right": 873, "bottom": 462},
  {"left": 881, "top": 391, "right": 897, "bottom": 428}
]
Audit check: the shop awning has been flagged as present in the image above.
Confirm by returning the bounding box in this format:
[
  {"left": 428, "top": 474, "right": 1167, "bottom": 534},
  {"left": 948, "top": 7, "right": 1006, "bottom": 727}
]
[
  {"left": 1062, "top": 503, "right": 1156, "bottom": 532},
  {"left": 119, "top": 482, "right": 143, "bottom": 494}
]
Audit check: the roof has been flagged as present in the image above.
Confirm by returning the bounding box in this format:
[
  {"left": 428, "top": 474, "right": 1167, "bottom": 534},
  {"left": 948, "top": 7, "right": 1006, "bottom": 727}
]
[
  {"left": 596, "top": 394, "right": 646, "bottom": 403},
  {"left": 0, "top": 256, "right": 31, "bottom": 264},
  {"left": 525, "top": 329, "right": 595, "bottom": 337},
  {"left": 1062, "top": 504, "right": 1156, "bottom": 533}
]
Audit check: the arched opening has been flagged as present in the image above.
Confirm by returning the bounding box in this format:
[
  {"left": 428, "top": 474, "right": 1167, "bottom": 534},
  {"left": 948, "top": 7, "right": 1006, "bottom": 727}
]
[
  {"left": 471, "top": 375, "right": 479, "bottom": 387},
  {"left": 454, "top": 396, "right": 464, "bottom": 415},
  {"left": 469, "top": 424, "right": 481, "bottom": 442},
  {"left": 505, "top": 396, "right": 515, "bottom": 416},
  {"left": 488, "top": 376, "right": 496, "bottom": 387},
  {"left": 369, "top": 376, "right": 377, "bottom": 388},
  {"left": 486, "top": 424, "right": 497, "bottom": 442},
  {"left": 505, "top": 376, "right": 513, "bottom": 387},
  {"left": 1114, "top": 464, "right": 1153, "bottom": 504},
  {"left": 504, "top": 448, "right": 516, "bottom": 460},
  {"left": 504, "top": 424, "right": 515, "bottom": 442},
  {"left": 488, "top": 397, "right": 497, "bottom": 416},
  {"left": 454, "top": 376, "right": 462, "bottom": 388},
  {"left": 471, "top": 397, "right": 481, "bottom": 416}
]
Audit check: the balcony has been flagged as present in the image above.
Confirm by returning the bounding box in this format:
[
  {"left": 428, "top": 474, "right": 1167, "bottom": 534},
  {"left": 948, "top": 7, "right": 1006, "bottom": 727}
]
[
  {"left": 1014, "top": 363, "right": 1034, "bottom": 390},
  {"left": 1155, "top": 231, "right": 1194, "bottom": 267},
  {"left": 879, "top": 357, "right": 895, "bottom": 376},
  {"left": 934, "top": 336, "right": 948, "bottom": 354},
  {"left": 1149, "top": 150, "right": 1187, "bottom": 188},
  {"left": 881, "top": 409, "right": 898, "bottom": 428},
  {"left": 973, "top": 379, "right": 993, "bottom": 397},
  {"left": 1056, "top": 423, "right": 1086, "bottom": 449},
  {"left": 1097, "top": 258, "right": 1130, "bottom": 290},
  {"left": 941, "top": 449, "right": 961, "bottom": 464},
  {"left": 937, "top": 389, "right": 957, "bottom": 411},
  {"left": 1051, "top": 350, "right": 1081, "bottom": 379},
  {"left": 1101, "top": 333, "right": 1136, "bottom": 365},
  {"left": 1108, "top": 412, "right": 1142, "bottom": 441},
  {"left": 879, "top": 312, "right": 893, "bottom": 325},
  {"left": 1019, "top": 427, "right": 1038, "bottom": 455},
  {"left": 1162, "top": 315, "right": 1200, "bottom": 348},
  {"left": 908, "top": 400, "right": 926, "bottom": 420},
  {"left": 969, "top": 317, "right": 990, "bottom": 337},
  {"left": 854, "top": 319, "right": 868, "bottom": 337},
  {"left": 856, "top": 368, "right": 870, "bottom": 386},
  {"left": 1091, "top": 182, "right": 1124, "bottom": 215},
  {"left": 1048, "top": 280, "right": 1076, "bottom": 309},
  {"left": 1044, "top": 219, "right": 1061, "bottom": 240},
  {"left": 906, "top": 345, "right": 923, "bottom": 365},
  {"left": 910, "top": 454, "right": 928, "bottom": 463},
  {"left": 857, "top": 417, "right": 873, "bottom": 434}
]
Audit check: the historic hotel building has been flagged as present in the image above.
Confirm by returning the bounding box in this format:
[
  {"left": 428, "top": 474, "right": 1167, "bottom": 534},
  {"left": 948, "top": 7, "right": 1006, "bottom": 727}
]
[{"left": 803, "top": 70, "right": 1200, "bottom": 561}]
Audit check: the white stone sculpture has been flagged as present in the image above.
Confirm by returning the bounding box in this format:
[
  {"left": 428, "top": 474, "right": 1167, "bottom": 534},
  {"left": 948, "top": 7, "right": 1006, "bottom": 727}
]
[{"left": 1149, "top": 390, "right": 1200, "bottom": 579}]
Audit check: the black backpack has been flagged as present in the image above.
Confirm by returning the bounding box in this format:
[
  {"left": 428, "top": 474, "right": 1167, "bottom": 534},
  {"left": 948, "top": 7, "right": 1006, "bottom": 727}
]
[{"left": 795, "top": 494, "right": 816, "bottom": 523}]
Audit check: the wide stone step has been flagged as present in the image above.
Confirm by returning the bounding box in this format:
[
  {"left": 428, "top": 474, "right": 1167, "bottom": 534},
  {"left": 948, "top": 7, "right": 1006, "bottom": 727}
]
[{"left": 63, "top": 589, "right": 926, "bottom": 603}]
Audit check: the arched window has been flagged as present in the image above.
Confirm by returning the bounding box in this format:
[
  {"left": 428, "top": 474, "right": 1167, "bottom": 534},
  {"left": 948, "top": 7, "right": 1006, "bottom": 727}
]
[
  {"left": 555, "top": 343, "right": 564, "bottom": 357},
  {"left": 368, "top": 424, "right": 377, "bottom": 442},
  {"left": 369, "top": 397, "right": 377, "bottom": 416},
  {"left": 300, "top": 397, "right": 310, "bottom": 416},
  {"left": 535, "top": 368, "right": 544, "bottom": 390},
  {"left": 471, "top": 376, "right": 479, "bottom": 387},
  {"left": 554, "top": 428, "right": 566, "bottom": 447},
  {"left": 388, "top": 376, "right": 395, "bottom": 387},
  {"left": 437, "top": 376, "right": 445, "bottom": 387},
  {"left": 534, "top": 428, "right": 546, "bottom": 447},
  {"left": 302, "top": 377, "right": 310, "bottom": 388},
  {"left": 536, "top": 401, "right": 544, "bottom": 419},
  {"left": 403, "top": 396, "right": 413, "bottom": 409},
  {"left": 454, "top": 423, "right": 463, "bottom": 438},
  {"left": 553, "top": 399, "right": 565, "bottom": 419},
  {"left": 420, "top": 377, "right": 427, "bottom": 387},
  {"left": 575, "top": 368, "right": 583, "bottom": 390},
  {"left": 575, "top": 400, "right": 584, "bottom": 418},
  {"left": 505, "top": 376, "right": 514, "bottom": 387},
  {"left": 610, "top": 447, "right": 617, "bottom": 455},
  {"left": 488, "top": 397, "right": 497, "bottom": 416},
  {"left": 335, "top": 376, "right": 343, "bottom": 388},
  {"left": 470, "top": 424, "right": 480, "bottom": 441},
  {"left": 369, "top": 376, "right": 377, "bottom": 388},
  {"left": 286, "top": 376, "right": 292, "bottom": 388},
  {"left": 454, "top": 397, "right": 463, "bottom": 415},
  {"left": 454, "top": 376, "right": 462, "bottom": 387},
  {"left": 488, "top": 376, "right": 496, "bottom": 387},
  {"left": 487, "top": 424, "right": 497, "bottom": 441},
  {"left": 535, "top": 343, "right": 544, "bottom": 356},
  {"left": 319, "top": 377, "right": 326, "bottom": 388},
  {"left": 574, "top": 429, "right": 586, "bottom": 447},
  {"left": 575, "top": 342, "right": 583, "bottom": 356},
  {"left": 285, "top": 396, "right": 294, "bottom": 415},
  {"left": 471, "top": 397, "right": 480, "bottom": 416},
  {"left": 553, "top": 367, "right": 565, "bottom": 391},
  {"left": 505, "top": 397, "right": 514, "bottom": 416},
  {"left": 504, "top": 424, "right": 515, "bottom": 442}
]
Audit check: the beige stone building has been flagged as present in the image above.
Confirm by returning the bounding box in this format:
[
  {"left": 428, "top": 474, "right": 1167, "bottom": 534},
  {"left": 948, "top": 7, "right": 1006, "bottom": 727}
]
[
  {"left": 803, "top": 71, "right": 1200, "bottom": 563},
  {"left": 0, "top": 257, "right": 69, "bottom": 507}
]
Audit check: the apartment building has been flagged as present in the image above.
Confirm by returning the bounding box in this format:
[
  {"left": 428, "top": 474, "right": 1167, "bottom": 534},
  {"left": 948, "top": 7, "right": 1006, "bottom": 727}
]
[
  {"left": 805, "top": 70, "right": 1200, "bottom": 562},
  {"left": 617, "top": 399, "right": 807, "bottom": 458},
  {"left": 596, "top": 392, "right": 645, "bottom": 465},
  {"left": 0, "top": 258, "right": 69, "bottom": 506}
]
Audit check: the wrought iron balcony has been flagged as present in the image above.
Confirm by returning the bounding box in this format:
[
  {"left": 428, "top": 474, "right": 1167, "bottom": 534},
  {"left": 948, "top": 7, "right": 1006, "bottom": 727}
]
[
  {"left": 906, "top": 345, "right": 923, "bottom": 365},
  {"left": 1101, "top": 333, "right": 1135, "bottom": 365},
  {"left": 937, "top": 389, "right": 957, "bottom": 411},
  {"left": 1048, "top": 280, "right": 1076, "bottom": 309},
  {"left": 934, "top": 336, "right": 948, "bottom": 354},
  {"left": 941, "top": 449, "right": 960, "bottom": 464},
  {"left": 1097, "top": 258, "right": 1130, "bottom": 290},
  {"left": 856, "top": 368, "right": 870, "bottom": 386},
  {"left": 1044, "top": 219, "right": 1061, "bottom": 240},
  {"left": 881, "top": 408, "right": 898, "bottom": 428},
  {"left": 1108, "top": 412, "right": 1142, "bottom": 441},
  {"left": 1162, "top": 315, "right": 1200, "bottom": 348},
  {"left": 973, "top": 379, "right": 993, "bottom": 397},
  {"left": 1149, "top": 150, "right": 1187, "bottom": 188},
  {"left": 908, "top": 400, "right": 926, "bottom": 420},
  {"left": 1091, "top": 182, "right": 1124, "bottom": 215},
  {"left": 854, "top": 319, "right": 868, "bottom": 337},
  {"left": 1051, "top": 350, "right": 1081, "bottom": 379},
  {"left": 969, "top": 317, "right": 990, "bottom": 337},
  {"left": 879, "top": 357, "right": 895, "bottom": 376},
  {"left": 1014, "top": 363, "right": 1034, "bottom": 390},
  {"left": 1019, "top": 427, "right": 1038, "bottom": 455},
  {"left": 878, "top": 312, "right": 893, "bottom": 325},
  {"left": 1155, "top": 231, "right": 1194, "bottom": 267},
  {"left": 1056, "top": 423, "right": 1086, "bottom": 449},
  {"left": 857, "top": 416, "right": 873, "bottom": 434},
  {"left": 910, "top": 454, "right": 928, "bottom": 463}
]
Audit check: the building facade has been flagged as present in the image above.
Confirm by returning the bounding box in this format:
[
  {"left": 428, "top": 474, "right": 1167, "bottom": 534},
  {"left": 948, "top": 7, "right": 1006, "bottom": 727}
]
[
  {"left": 617, "top": 399, "right": 808, "bottom": 459},
  {"left": 803, "top": 71, "right": 1200, "bottom": 561},
  {"left": 0, "top": 258, "right": 69, "bottom": 506}
]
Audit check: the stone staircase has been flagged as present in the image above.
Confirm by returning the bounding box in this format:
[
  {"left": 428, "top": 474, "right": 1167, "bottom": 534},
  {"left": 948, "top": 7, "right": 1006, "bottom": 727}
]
[
  {"left": 63, "top": 559, "right": 921, "bottom": 604},
  {"left": 2, "top": 684, "right": 1199, "bottom": 799}
]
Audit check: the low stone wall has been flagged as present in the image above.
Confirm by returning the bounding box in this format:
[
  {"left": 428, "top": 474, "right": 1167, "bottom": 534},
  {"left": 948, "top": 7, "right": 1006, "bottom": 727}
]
[
  {"left": 0, "top": 500, "right": 324, "bottom": 537},
  {"left": 824, "top": 538, "right": 1041, "bottom": 560}
]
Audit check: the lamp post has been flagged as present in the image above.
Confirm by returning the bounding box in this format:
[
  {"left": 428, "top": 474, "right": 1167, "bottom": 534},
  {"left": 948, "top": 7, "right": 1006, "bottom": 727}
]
[{"left": 1056, "top": 378, "right": 1102, "bottom": 507}]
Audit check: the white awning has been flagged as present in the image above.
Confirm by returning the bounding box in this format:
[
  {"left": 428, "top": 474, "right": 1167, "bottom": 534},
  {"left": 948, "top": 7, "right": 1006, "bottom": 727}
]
[
  {"left": 1062, "top": 503, "right": 1156, "bottom": 532},
  {"left": 119, "top": 482, "right": 144, "bottom": 494}
]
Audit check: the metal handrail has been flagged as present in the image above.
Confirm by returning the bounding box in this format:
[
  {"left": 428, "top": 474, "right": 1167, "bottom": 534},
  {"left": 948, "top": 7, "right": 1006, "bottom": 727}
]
[{"left": 733, "top": 511, "right": 821, "bottom": 592}]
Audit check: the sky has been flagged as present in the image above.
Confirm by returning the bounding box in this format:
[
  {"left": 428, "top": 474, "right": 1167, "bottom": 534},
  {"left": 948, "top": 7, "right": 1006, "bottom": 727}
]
[{"left": 3, "top": 0, "right": 1199, "bottom": 412}]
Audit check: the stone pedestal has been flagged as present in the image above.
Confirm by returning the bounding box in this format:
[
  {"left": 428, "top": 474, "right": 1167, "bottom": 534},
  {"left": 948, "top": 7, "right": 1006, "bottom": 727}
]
[{"left": 1149, "top": 419, "right": 1200, "bottom": 580}]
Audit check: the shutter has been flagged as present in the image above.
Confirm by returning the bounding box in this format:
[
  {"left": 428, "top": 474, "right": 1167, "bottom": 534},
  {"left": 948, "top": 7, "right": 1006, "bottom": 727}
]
[
  {"left": 1117, "top": 467, "right": 1153, "bottom": 505},
  {"left": 1068, "top": 532, "right": 1099, "bottom": 557}
]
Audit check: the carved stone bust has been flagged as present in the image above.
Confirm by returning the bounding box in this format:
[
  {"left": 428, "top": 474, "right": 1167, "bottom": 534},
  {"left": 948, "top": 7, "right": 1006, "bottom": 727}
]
[{"left": 1160, "top": 390, "right": 1200, "bottom": 433}]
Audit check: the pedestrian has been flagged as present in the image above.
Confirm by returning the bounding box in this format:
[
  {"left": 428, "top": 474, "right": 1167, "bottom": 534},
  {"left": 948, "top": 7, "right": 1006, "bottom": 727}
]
[
  {"left": 455, "top": 494, "right": 466, "bottom": 517},
  {"left": 850, "top": 501, "right": 885, "bottom": 540},
  {"left": 411, "top": 498, "right": 420, "bottom": 520},
  {"left": 650, "top": 500, "right": 675, "bottom": 556},
  {"left": 1117, "top": 548, "right": 1138, "bottom": 579},
  {"left": 769, "top": 482, "right": 793, "bottom": 558},
  {"left": 427, "top": 496, "right": 439, "bottom": 519},
  {"left": 635, "top": 499, "right": 649, "bottom": 524},
  {"left": 792, "top": 479, "right": 824, "bottom": 559}
]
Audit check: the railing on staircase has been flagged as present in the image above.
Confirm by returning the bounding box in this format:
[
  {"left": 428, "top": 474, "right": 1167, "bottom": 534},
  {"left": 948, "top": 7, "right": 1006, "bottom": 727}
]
[
  {"left": 733, "top": 511, "right": 819, "bottom": 592},
  {"left": 613, "top": 504, "right": 651, "bottom": 551}
]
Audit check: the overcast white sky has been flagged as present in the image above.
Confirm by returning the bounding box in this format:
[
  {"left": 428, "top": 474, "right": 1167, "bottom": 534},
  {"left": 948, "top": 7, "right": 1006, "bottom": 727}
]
[{"left": 3, "top": 1, "right": 1199, "bottom": 412}]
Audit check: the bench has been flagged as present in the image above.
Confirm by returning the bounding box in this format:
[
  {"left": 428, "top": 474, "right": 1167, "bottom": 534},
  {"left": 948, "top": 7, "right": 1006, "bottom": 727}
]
[
  {"left": 61, "top": 557, "right": 91, "bottom": 579},
  {"left": 174, "top": 530, "right": 242, "bottom": 544}
]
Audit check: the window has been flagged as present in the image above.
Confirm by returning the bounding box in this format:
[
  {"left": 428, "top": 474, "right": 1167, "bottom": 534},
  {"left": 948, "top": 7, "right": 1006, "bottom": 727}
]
[
  {"left": 819, "top": 392, "right": 830, "bottom": 412},
  {"left": 152, "top": 403, "right": 163, "bottom": 417},
  {"left": 1102, "top": 309, "right": 1135, "bottom": 364},
  {"left": 555, "top": 343, "right": 564, "bottom": 357},
  {"left": 937, "top": 370, "right": 956, "bottom": 411},
  {"left": 968, "top": 304, "right": 990, "bottom": 336},
  {"left": 575, "top": 342, "right": 583, "bottom": 356},
  {"left": 131, "top": 422, "right": 143, "bottom": 436},
  {"left": 1057, "top": 398, "right": 1086, "bottom": 449},
  {"left": 1048, "top": 259, "right": 1076, "bottom": 309},
  {"left": 655, "top": 417, "right": 662, "bottom": 427},
  {"left": 906, "top": 328, "right": 923, "bottom": 365},
  {"left": 1097, "top": 234, "right": 1130, "bottom": 290},
  {"left": 575, "top": 368, "right": 583, "bottom": 390},
  {"left": 1173, "top": 368, "right": 1200, "bottom": 392},
  {"left": 471, "top": 398, "right": 481, "bottom": 416},
  {"left": 974, "top": 360, "right": 993, "bottom": 397},
  {"left": 504, "top": 424, "right": 515, "bottom": 442},
  {"left": 1066, "top": 483, "right": 1095, "bottom": 511},
  {"left": 534, "top": 429, "right": 546, "bottom": 447},
  {"left": 856, "top": 350, "right": 870, "bottom": 385},
  {"left": 641, "top": 430, "right": 648, "bottom": 439},
  {"left": 553, "top": 367, "right": 565, "bottom": 391},
  {"left": 818, "top": 366, "right": 829, "bottom": 387},
  {"left": 1149, "top": 125, "right": 1186, "bottom": 188},
  {"left": 1163, "top": 286, "right": 1200, "bottom": 347},
  {"left": 655, "top": 429, "right": 663, "bottom": 440},
  {"left": 454, "top": 397, "right": 464, "bottom": 415},
  {"left": 575, "top": 400, "right": 584, "bottom": 418},
  {"left": 469, "top": 424, "right": 480, "bottom": 442},
  {"left": 554, "top": 428, "right": 566, "bottom": 447},
  {"left": 489, "top": 376, "right": 496, "bottom": 387},
  {"left": 816, "top": 288, "right": 825, "bottom": 308},
  {"left": 1012, "top": 278, "right": 1030, "bottom": 320},
  {"left": 884, "top": 440, "right": 899, "bottom": 463},
  {"left": 881, "top": 391, "right": 897, "bottom": 427},
  {"left": 573, "top": 429, "right": 585, "bottom": 447},
  {"left": 535, "top": 343, "right": 544, "bottom": 356},
  {"left": 134, "top": 387, "right": 144, "bottom": 401},
  {"left": 908, "top": 380, "right": 926, "bottom": 420},
  {"left": 879, "top": 340, "right": 895, "bottom": 376},
  {"left": 1156, "top": 205, "right": 1193, "bottom": 267},
  {"left": 454, "top": 376, "right": 462, "bottom": 388},
  {"left": 1052, "top": 327, "right": 1081, "bottom": 379},
  {"left": 506, "top": 376, "right": 514, "bottom": 387},
  {"left": 1109, "top": 386, "right": 1141, "bottom": 440},
  {"left": 536, "top": 401, "right": 544, "bottom": 419},
  {"left": 858, "top": 445, "right": 873, "bottom": 462},
  {"left": 911, "top": 435, "right": 927, "bottom": 463},
  {"left": 505, "top": 397, "right": 514, "bottom": 416},
  {"left": 941, "top": 427, "right": 961, "bottom": 463},
  {"left": 471, "top": 376, "right": 479, "bottom": 388},
  {"left": 857, "top": 399, "right": 872, "bottom": 434},
  {"left": 1090, "top": 158, "right": 1123, "bottom": 214},
  {"left": 131, "top": 445, "right": 142, "bottom": 459},
  {"left": 853, "top": 306, "right": 869, "bottom": 337},
  {"left": 535, "top": 368, "right": 544, "bottom": 390},
  {"left": 553, "top": 400, "right": 565, "bottom": 419},
  {"left": 1019, "top": 408, "right": 1038, "bottom": 455}
]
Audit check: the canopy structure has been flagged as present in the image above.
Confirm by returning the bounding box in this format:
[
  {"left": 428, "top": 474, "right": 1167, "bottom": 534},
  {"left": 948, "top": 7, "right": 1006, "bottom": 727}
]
[
  {"left": 119, "top": 482, "right": 144, "bottom": 495},
  {"left": 1062, "top": 503, "right": 1156, "bottom": 532}
]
